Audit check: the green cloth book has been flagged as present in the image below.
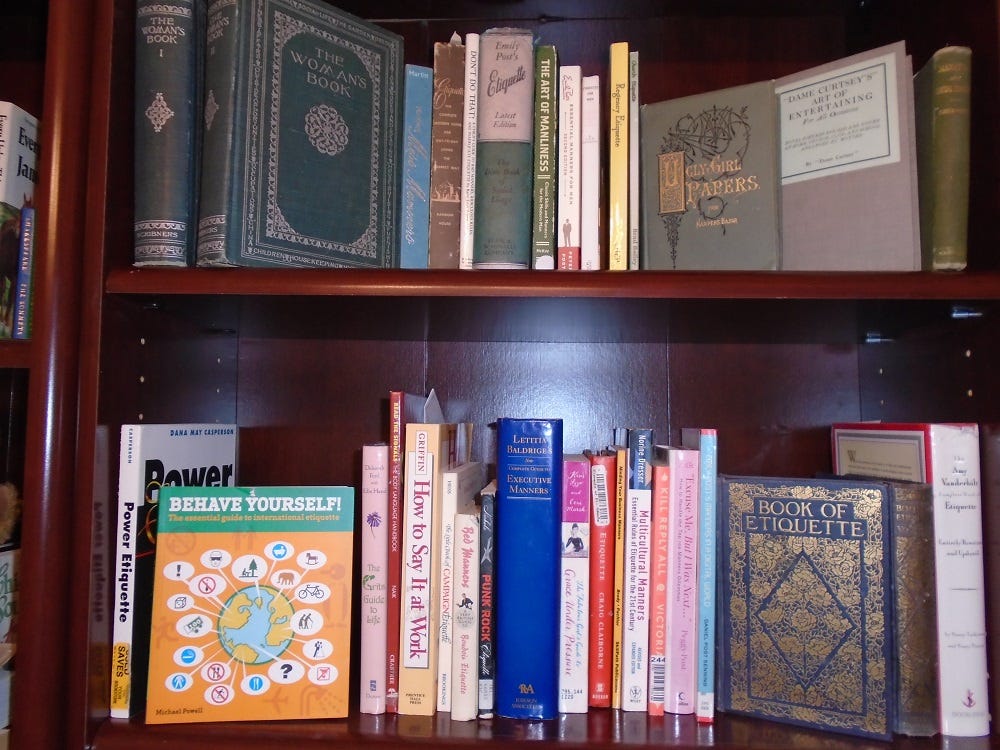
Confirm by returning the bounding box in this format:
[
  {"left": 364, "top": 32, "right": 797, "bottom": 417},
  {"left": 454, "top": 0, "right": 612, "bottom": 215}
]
[
  {"left": 914, "top": 46, "right": 972, "bottom": 270},
  {"left": 195, "top": 0, "right": 403, "bottom": 268}
]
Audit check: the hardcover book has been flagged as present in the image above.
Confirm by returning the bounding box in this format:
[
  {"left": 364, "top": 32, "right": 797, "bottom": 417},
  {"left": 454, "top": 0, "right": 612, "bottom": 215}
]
[
  {"left": 718, "top": 475, "right": 894, "bottom": 739},
  {"left": 531, "top": 43, "right": 558, "bottom": 269},
  {"left": 607, "top": 42, "right": 629, "bottom": 271},
  {"left": 110, "top": 423, "right": 238, "bottom": 719},
  {"left": 680, "top": 427, "right": 718, "bottom": 723},
  {"left": 0, "top": 101, "right": 38, "bottom": 339},
  {"left": 428, "top": 33, "right": 465, "bottom": 268},
  {"left": 477, "top": 479, "right": 497, "bottom": 718},
  {"left": 12, "top": 206, "right": 35, "bottom": 339},
  {"left": 640, "top": 80, "right": 780, "bottom": 270},
  {"left": 495, "top": 418, "right": 562, "bottom": 719},
  {"left": 580, "top": 74, "right": 601, "bottom": 271},
  {"left": 360, "top": 443, "right": 389, "bottom": 714},
  {"left": 558, "top": 454, "right": 590, "bottom": 713},
  {"left": 472, "top": 28, "right": 535, "bottom": 269},
  {"left": 832, "top": 421, "right": 990, "bottom": 736},
  {"left": 451, "top": 502, "right": 482, "bottom": 720},
  {"left": 556, "top": 64, "right": 581, "bottom": 270},
  {"left": 586, "top": 449, "right": 616, "bottom": 707},
  {"left": 775, "top": 41, "right": 920, "bottom": 271},
  {"left": 195, "top": 0, "right": 403, "bottom": 268},
  {"left": 399, "top": 65, "right": 432, "bottom": 269},
  {"left": 914, "top": 46, "right": 972, "bottom": 270},
  {"left": 145, "top": 485, "right": 354, "bottom": 723},
  {"left": 458, "top": 33, "right": 480, "bottom": 270},
  {"left": 133, "top": 0, "right": 202, "bottom": 266},
  {"left": 398, "top": 421, "right": 460, "bottom": 715}
]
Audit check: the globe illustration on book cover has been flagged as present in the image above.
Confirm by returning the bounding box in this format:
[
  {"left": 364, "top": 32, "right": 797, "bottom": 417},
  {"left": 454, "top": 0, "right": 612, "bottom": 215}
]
[{"left": 218, "top": 585, "right": 295, "bottom": 665}]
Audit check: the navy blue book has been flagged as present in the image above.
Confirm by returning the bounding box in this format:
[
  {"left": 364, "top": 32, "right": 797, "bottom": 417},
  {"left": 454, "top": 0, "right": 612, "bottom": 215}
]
[
  {"left": 717, "top": 475, "right": 895, "bottom": 739},
  {"left": 494, "top": 418, "right": 562, "bottom": 719}
]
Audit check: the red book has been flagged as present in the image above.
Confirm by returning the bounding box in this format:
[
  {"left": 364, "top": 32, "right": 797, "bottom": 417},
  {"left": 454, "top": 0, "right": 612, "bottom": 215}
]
[
  {"left": 586, "top": 449, "right": 616, "bottom": 707},
  {"left": 647, "top": 457, "right": 670, "bottom": 715},
  {"left": 386, "top": 391, "right": 405, "bottom": 712}
]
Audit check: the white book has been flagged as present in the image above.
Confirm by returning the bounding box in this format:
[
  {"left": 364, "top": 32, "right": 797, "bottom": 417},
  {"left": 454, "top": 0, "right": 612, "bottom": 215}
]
[
  {"left": 451, "top": 506, "right": 482, "bottom": 720},
  {"left": 360, "top": 443, "right": 390, "bottom": 714},
  {"left": 458, "top": 33, "right": 480, "bottom": 270},
  {"left": 620, "top": 486, "right": 651, "bottom": 711},
  {"left": 558, "top": 455, "right": 590, "bottom": 712},
  {"left": 627, "top": 50, "right": 640, "bottom": 269},
  {"left": 556, "top": 65, "right": 581, "bottom": 269},
  {"left": 579, "top": 75, "right": 601, "bottom": 271},
  {"left": 109, "top": 423, "right": 238, "bottom": 719},
  {"left": 436, "top": 460, "right": 486, "bottom": 712}
]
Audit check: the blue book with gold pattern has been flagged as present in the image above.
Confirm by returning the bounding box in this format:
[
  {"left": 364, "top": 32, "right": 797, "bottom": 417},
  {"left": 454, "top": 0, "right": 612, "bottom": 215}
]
[
  {"left": 196, "top": 0, "right": 402, "bottom": 268},
  {"left": 494, "top": 418, "right": 562, "bottom": 719},
  {"left": 718, "top": 475, "right": 895, "bottom": 739}
]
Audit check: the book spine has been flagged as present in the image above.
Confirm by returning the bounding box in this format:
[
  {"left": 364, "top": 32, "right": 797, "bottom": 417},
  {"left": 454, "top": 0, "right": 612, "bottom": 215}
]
[
  {"left": 472, "top": 29, "right": 535, "bottom": 269},
  {"left": 436, "top": 470, "right": 459, "bottom": 712},
  {"left": 647, "top": 460, "right": 670, "bottom": 715},
  {"left": 558, "top": 455, "right": 590, "bottom": 713},
  {"left": 610, "top": 443, "right": 628, "bottom": 709},
  {"left": 531, "top": 44, "right": 558, "bottom": 269},
  {"left": 385, "top": 391, "right": 404, "bottom": 712},
  {"left": 627, "top": 50, "right": 640, "bottom": 270},
  {"left": 928, "top": 424, "right": 989, "bottom": 736},
  {"left": 12, "top": 206, "right": 35, "bottom": 339},
  {"left": 195, "top": 0, "right": 243, "bottom": 266},
  {"left": 555, "top": 65, "right": 581, "bottom": 270},
  {"left": 109, "top": 425, "right": 143, "bottom": 718},
  {"left": 587, "top": 451, "right": 615, "bottom": 707},
  {"left": 428, "top": 36, "right": 466, "bottom": 268},
  {"left": 620, "top": 486, "right": 651, "bottom": 711},
  {"left": 495, "top": 418, "right": 562, "bottom": 719},
  {"left": 451, "top": 510, "right": 480, "bottom": 720},
  {"left": 607, "top": 41, "right": 629, "bottom": 270},
  {"left": 458, "top": 34, "right": 480, "bottom": 270},
  {"left": 399, "top": 65, "right": 432, "bottom": 269},
  {"left": 360, "top": 443, "right": 389, "bottom": 714},
  {"left": 664, "top": 448, "right": 699, "bottom": 715},
  {"left": 580, "top": 74, "right": 601, "bottom": 271},
  {"left": 477, "top": 482, "right": 496, "bottom": 717},
  {"left": 916, "top": 47, "right": 971, "bottom": 270}
]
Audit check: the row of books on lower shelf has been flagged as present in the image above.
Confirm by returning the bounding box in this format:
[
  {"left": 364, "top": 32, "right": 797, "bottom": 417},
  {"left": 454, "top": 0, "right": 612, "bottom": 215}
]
[{"left": 106, "top": 418, "right": 992, "bottom": 740}]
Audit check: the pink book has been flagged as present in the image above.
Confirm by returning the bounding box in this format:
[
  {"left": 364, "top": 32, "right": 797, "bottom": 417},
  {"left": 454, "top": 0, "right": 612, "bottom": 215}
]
[
  {"left": 661, "top": 446, "right": 699, "bottom": 715},
  {"left": 360, "top": 442, "right": 390, "bottom": 714},
  {"left": 558, "top": 454, "right": 591, "bottom": 713},
  {"left": 647, "top": 458, "right": 670, "bottom": 715}
]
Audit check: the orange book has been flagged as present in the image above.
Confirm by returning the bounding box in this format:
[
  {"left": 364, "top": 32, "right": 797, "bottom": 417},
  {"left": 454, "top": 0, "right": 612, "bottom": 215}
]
[
  {"left": 610, "top": 442, "right": 628, "bottom": 708},
  {"left": 647, "top": 458, "right": 670, "bottom": 715},
  {"left": 586, "top": 449, "right": 616, "bottom": 707}
]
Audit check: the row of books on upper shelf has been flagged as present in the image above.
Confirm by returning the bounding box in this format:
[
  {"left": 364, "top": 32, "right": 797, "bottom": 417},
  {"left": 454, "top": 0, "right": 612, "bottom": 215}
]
[
  {"left": 104, "top": 415, "right": 993, "bottom": 739},
  {"left": 133, "top": 0, "right": 973, "bottom": 272},
  {"left": 0, "top": 102, "right": 38, "bottom": 339}
]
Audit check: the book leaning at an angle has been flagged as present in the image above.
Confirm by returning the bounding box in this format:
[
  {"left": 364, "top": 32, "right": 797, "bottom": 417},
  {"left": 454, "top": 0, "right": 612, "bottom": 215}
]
[
  {"left": 133, "top": 0, "right": 202, "bottom": 266},
  {"left": 495, "top": 418, "right": 562, "bottom": 719},
  {"left": 0, "top": 101, "right": 38, "bottom": 339},
  {"left": 832, "top": 422, "right": 990, "bottom": 736},
  {"left": 914, "top": 46, "right": 972, "bottom": 271},
  {"left": 472, "top": 28, "right": 535, "bottom": 269},
  {"left": 145, "top": 485, "right": 354, "bottom": 723},
  {"left": 360, "top": 443, "right": 389, "bottom": 714},
  {"left": 195, "top": 0, "right": 402, "bottom": 268},
  {"left": 399, "top": 65, "right": 432, "bottom": 269},
  {"left": 640, "top": 80, "right": 780, "bottom": 270},
  {"left": 776, "top": 41, "right": 920, "bottom": 270},
  {"left": 110, "top": 423, "right": 238, "bottom": 719},
  {"left": 558, "top": 454, "right": 590, "bottom": 713},
  {"left": 718, "top": 475, "right": 895, "bottom": 739}
]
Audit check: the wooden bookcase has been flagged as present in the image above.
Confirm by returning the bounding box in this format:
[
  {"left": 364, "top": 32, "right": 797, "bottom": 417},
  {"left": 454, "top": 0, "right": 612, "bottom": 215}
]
[{"left": 11, "top": 0, "right": 1000, "bottom": 748}]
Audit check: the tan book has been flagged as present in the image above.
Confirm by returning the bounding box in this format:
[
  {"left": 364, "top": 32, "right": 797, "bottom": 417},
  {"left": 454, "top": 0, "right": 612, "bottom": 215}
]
[{"left": 428, "top": 34, "right": 465, "bottom": 268}]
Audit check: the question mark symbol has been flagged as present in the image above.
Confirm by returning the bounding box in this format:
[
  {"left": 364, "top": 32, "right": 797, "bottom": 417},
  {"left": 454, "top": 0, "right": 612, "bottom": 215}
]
[{"left": 280, "top": 663, "right": 292, "bottom": 680}]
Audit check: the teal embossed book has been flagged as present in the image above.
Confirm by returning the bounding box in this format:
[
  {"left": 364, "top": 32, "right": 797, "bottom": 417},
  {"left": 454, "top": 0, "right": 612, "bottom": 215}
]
[{"left": 196, "top": 0, "right": 403, "bottom": 268}]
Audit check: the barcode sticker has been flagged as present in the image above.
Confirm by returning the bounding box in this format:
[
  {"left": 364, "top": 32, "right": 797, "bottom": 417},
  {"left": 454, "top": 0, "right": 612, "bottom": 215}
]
[{"left": 592, "top": 465, "right": 611, "bottom": 527}]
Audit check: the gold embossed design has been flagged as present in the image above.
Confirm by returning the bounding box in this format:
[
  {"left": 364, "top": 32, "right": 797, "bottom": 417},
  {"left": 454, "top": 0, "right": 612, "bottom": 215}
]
[{"left": 656, "top": 151, "right": 685, "bottom": 214}]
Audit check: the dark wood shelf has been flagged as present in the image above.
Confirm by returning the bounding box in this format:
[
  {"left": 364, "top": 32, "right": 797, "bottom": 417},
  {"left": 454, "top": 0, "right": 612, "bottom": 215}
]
[{"left": 106, "top": 268, "right": 1000, "bottom": 301}]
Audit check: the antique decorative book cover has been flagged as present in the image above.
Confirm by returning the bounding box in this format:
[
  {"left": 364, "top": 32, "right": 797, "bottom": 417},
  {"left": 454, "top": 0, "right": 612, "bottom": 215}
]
[
  {"left": 195, "top": 0, "right": 403, "bottom": 268},
  {"left": 145, "top": 486, "right": 355, "bottom": 723},
  {"left": 718, "top": 476, "right": 894, "bottom": 739},
  {"left": 639, "top": 80, "right": 780, "bottom": 270}
]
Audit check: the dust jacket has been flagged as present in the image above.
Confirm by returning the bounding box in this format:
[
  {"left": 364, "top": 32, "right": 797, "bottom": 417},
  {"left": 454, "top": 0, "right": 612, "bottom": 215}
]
[
  {"left": 718, "top": 475, "right": 894, "bottom": 739},
  {"left": 196, "top": 0, "right": 403, "bottom": 268},
  {"left": 639, "top": 80, "right": 780, "bottom": 270}
]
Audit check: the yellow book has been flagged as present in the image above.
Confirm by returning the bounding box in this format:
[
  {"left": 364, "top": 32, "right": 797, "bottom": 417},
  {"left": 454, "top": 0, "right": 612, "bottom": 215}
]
[
  {"left": 398, "top": 422, "right": 460, "bottom": 715},
  {"left": 608, "top": 42, "right": 630, "bottom": 270},
  {"left": 610, "top": 443, "right": 628, "bottom": 708}
]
